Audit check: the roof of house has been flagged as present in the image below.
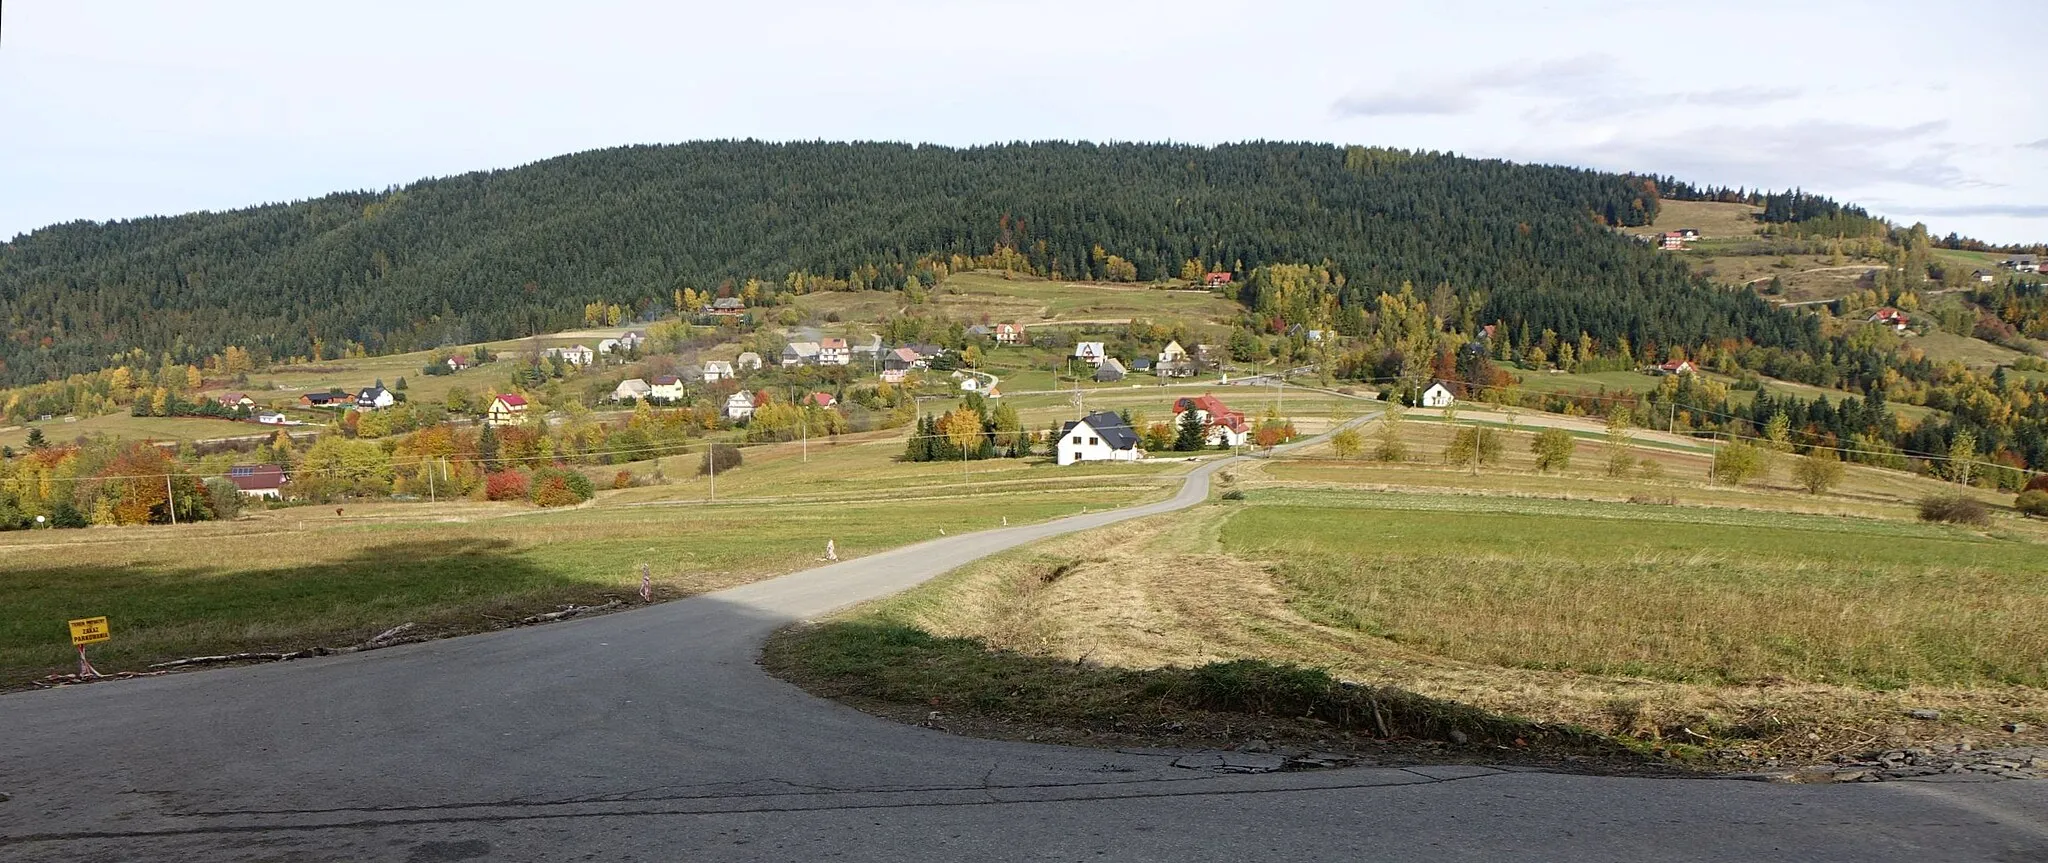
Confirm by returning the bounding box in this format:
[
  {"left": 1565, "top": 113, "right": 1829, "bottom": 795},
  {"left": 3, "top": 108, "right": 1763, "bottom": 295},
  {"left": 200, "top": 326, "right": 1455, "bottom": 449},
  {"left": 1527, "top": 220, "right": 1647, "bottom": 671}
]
[
  {"left": 713, "top": 297, "right": 745, "bottom": 308},
  {"left": 2007, "top": 254, "right": 2039, "bottom": 263},
  {"left": 726, "top": 391, "right": 754, "bottom": 404},
  {"left": 616, "top": 378, "right": 651, "bottom": 392},
  {"left": 1061, "top": 411, "right": 1140, "bottom": 450},
  {"left": 219, "top": 392, "right": 250, "bottom": 403},
  {"left": 1093, "top": 359, "right": 1127, "bottom": 380},
  {"left": 1175, "top": 394, "right": 1247, "bottom": 432},
  {"left": 785, "top": 341, "right": 821, "bottom": 355},
  {"left": 806, "top": 392, "right": 837, "bottom": 406},
  {"left": 996, "top": 322, "right": 1019, "bottom": 332},
  {"left": 736, "top": 351, "right": 762, "bottom": 363},
  {"left": 820, "top": 337, "right": 848, "bottom": 349},
  {"left": 357, "top": 386, "right": 389, "bottom": 399},
  {"left": 494, "top": 393, "right": 528, "bottom": 407},
  {"left": 705, "top": 360, "right": 734, "bottom": 370},
  {"left": 652, "top": 374, "right": 681, "bottom": 385},
  {"left": 227, "top": 464, "right": 286, "bottom": 491},
  {"left": 1131, "top": 357, "right": 1154, "bottom": 370},
  {"left": 1075, "top": 341, "right": 1104, "bottom": 355}
]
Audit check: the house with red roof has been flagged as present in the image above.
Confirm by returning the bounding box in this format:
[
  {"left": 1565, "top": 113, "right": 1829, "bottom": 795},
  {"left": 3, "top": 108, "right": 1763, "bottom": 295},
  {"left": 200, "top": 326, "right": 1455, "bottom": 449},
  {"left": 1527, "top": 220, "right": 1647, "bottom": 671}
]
[
  {"left": 227, "top": 464, "right": 287, "bottom": 500},
  {"left": 1204, "top": 271, "right": 1233, "bottom": 287},
  {"left": 1870, "top": 307, "right": 1910, "bottom": 332},
  {"left": 487, "top": 393, "right": 529, "bottom": 427},
  {"left": 1173, "top": 393, "right": 1251, "bottom": 447},
  {"left": 806, "top": 392, "right": 838, "bottom": 408}
]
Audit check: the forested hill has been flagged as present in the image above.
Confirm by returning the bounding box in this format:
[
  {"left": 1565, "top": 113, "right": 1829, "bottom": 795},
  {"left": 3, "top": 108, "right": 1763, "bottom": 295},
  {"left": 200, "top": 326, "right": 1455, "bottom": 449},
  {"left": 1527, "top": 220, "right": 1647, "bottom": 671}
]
[{"left": 0, "top": 140, "right": 1802, "bottom": 385}]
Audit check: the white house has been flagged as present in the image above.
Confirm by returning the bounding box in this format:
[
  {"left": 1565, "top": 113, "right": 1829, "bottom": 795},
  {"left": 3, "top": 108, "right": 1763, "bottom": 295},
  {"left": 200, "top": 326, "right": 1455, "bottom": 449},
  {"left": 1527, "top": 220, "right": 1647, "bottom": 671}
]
[
  {"left": 995, "top": 323, "right": 1021, "bottom": 345},
  {"left": 227, "top": 465, "right": 287, "bottom": 500},
  {"left": 355, "top": 386, "right": 396, "bottom": 410},
  {"left": 818, "top": 337, "right": 850, "bottom": 366},
  {"left": 782, "top": 341, "right": 821, "bottom": 367},
  {"left": 1420, "top": 382, "right": 1455, "bottom": 408},
  {"left": 487, "top": 394, "right": 529, "bottom": 427},
  {"left": 597, "top": 338, "right": 623, "bottom": 355},
  {"left": 612, "top": 378, "right": 653, "bottom": 402},
  {"left": 735, "top": 351, "right": 764, "bottom": 372},
  {"left": 1057, "top": 411, "right": 1143, "bottom": 466},
  {"left": 1173, "top": 394, "right": 1251, "bottom": 448},
  {"left": 546, "top": 344, "right": 596, "bottom": 366},
  {"left": 1158, "top": 340, "right": 1189, "bottom": 365},
  {"left": 702, "top": 360, "right": 735, "bottom": 383},
  {"left": 1074, "top": 342, "right": 1106, "bottom": 366},
  {"left": 617, "top": 330, "right": 647, "bottom": 352},
  {"left": 649, "top": 375, "right": 686, "bottom": 402},
  {"left": 256, "top": 412, "right": 288, "bottom": 425},
  {"left": 2003, "top": 254, "right": 2040, "bottom": 273},
  {"left": 724, "top": 391, "right": 756, "bottom": 421}
]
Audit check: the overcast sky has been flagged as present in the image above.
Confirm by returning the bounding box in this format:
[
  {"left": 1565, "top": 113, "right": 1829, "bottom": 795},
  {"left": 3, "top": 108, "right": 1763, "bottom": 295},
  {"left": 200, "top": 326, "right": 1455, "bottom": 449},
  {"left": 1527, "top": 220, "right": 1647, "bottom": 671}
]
[{"left": 4, "top": 1, "right": 2044, "bottom": 244}]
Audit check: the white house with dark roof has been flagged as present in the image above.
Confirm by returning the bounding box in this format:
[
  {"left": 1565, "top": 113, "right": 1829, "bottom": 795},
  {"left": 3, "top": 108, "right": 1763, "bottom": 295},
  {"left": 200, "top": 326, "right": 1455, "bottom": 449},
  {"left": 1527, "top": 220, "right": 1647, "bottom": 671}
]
[
  {"left": 702, "top": 360, "right": 735, "bottom": 383},
  {"left": 612, "top": 378, "right": 653, "bottom": 402},
  {"left": 725, "top": 391, "right": 756, "bottom": 421},
  {"left": 1057, "top": 411, "right": 1142, "bottom": 465},
  {"left": 1074, "top": 342, "right": 1106, "bottom": 366}
]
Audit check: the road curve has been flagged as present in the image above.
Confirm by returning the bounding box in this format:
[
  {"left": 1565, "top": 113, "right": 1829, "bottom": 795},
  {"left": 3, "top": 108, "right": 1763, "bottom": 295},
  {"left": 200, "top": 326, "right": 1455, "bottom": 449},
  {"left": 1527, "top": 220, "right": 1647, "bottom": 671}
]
[{"left": 3, "top": 441, "right": 2045, "bottom": 861}]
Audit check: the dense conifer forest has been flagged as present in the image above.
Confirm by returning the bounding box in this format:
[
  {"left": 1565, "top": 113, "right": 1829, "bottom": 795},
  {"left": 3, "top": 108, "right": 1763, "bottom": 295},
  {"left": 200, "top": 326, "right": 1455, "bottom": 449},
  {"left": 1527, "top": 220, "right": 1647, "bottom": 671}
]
[{"left": 5, "top": 140, "right": 1768, "bottom": 386}]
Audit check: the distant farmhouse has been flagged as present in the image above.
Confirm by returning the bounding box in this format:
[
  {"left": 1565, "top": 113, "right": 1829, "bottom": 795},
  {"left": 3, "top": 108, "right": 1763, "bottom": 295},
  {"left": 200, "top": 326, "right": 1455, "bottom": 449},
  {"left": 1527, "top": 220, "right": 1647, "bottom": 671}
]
[{"left": 1057, "top": 411, "right": 1142, "bottom": 465}]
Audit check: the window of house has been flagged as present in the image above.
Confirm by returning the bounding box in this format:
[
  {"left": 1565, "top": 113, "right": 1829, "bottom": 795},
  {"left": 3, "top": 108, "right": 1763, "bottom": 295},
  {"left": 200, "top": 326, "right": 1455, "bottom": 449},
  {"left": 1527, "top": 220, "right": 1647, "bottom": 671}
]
[
  {"left": 1089, "top": 437, "right": 1099, "bottom": 445},
  {"left": 1071, "top": 435, "right": 1082, "bottom": 444}
]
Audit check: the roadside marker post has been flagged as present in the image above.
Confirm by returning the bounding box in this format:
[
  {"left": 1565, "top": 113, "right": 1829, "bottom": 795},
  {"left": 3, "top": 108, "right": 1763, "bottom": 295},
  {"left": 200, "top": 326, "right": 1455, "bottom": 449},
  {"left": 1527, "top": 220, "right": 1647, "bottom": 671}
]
[
  {"left": 68, "top": 616, "right": 110, "bottom": 678},
  {"left": 640, "top": 563, "right": 653, "bottom": 604}
]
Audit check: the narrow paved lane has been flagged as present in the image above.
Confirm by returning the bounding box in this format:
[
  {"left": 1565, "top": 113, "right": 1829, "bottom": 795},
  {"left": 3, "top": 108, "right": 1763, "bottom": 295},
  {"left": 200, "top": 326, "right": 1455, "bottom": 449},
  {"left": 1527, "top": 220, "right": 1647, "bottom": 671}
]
[{"left": 3, "top": 436, "right": 2045, "bottom": 861}]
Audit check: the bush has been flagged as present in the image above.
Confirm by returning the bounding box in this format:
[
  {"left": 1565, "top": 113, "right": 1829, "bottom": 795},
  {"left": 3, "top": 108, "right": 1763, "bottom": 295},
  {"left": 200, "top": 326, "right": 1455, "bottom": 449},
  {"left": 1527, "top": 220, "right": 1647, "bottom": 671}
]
[
  {"left": 613, "top": 470, "right": 635, "bottom": 490},
  {"left": 527, "top": 466, "right": 596, "bottom": 507},
  {"left": 1791, "top": 451, "right": 1845, "bottom": 495},
  {"left": 1710, "top": 441, "right": 1764, "bottom": 485},
  {"left": 484, "top": 469, "right": 530, "bottom": 501},
  {"left": 699, "top": 443, "right": 743, "bottom": 475},
  {"left": 1530, "top": 428, "right": 1575, "bottom": 473},
  {"left": 2015, "top": 490, "right": 2048, "bottom": 518},
  {"left": 1220, "top": 489, "right": 1247, "bottom": 501},
  {"left": 1918, "top": 493, "right": 1989, "bottom": 526},
  {"left": 2025, "top": 474, "right": 2048, "bottom": 494},
  {"left": 203, "top": 477, "right": 245, "bottom": 519}
]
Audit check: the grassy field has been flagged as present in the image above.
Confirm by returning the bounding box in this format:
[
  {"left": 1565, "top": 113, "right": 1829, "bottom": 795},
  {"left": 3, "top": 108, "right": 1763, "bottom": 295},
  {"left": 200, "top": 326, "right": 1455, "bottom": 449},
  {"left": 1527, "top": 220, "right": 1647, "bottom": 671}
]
[
  {"left": 1619, "top": 200, "right": 1762, "bottom": 240},
  {"left": 777, "top": 477, "right": 2048, "bottom": 761},
  {"left": 0, "top": 473, "right": 1162, "bottom": 687},
  {"left": 1910, "top": 329, "right": 2034, "bottom": 367}
]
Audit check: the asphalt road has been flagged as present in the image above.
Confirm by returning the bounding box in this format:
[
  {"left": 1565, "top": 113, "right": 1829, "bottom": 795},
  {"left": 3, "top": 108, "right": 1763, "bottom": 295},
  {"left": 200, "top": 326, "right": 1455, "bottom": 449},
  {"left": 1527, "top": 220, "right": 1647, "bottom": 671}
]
[{"left": 3, "top": 453, "right": 2045, "bottom": 862}]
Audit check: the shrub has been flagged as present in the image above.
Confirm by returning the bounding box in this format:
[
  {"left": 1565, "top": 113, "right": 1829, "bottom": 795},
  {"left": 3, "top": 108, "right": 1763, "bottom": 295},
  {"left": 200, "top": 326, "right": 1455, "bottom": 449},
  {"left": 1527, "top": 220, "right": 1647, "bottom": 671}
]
[
  {"left": 2015, "top": 490, "right": 2048, "bottom": 518},
  {"left": 699, "top": 443, "right": 743, "bottom": 476},
  {"left": 484, "top": 469, "right": 530, "bottom": 501},
  {"left": 613, "top": 470, "right": 635, "bottom": 490},
  {"left": 2024, "top": 474, "right": 2048, "bottom": 494},
  {"left": 1710, "top": 441, "right": 1764, "bottom": 485},
  {"left": 1918, "top": 493, "right": 1989, "bottom": 526},
  {"left": 1220, "top": 489, "right": 1247, "bottom": 501},
  {"left": 1791, "top": 451, "right": 1845, "bottom": 495},
  {"left": 203, "top": 477, "right": 245, "bottom": 519},
  {"left": 1530, "top": 428, "right": 1575, "bottom": 473}
]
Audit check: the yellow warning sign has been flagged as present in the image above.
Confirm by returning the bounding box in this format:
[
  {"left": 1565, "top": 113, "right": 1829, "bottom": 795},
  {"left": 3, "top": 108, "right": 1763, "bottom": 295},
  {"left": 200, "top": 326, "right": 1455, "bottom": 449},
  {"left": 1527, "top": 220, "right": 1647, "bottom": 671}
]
[{"left": 68, "top": 617, "right": 110, "bottom": 646}]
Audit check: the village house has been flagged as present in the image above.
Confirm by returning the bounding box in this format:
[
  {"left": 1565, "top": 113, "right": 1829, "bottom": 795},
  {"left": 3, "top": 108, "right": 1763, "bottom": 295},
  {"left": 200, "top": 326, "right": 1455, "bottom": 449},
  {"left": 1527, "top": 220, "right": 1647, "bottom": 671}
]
[
  {"left": 702, "top": 360, "right": 735, "bottom": 382},
  {"left": 2002, "top": 254, "right": 2041, "bottom": 273},
  {"left": 724, "top": 391, "right": 756, "bottom": 421},
  {"left": 1204, "top": 271, "right": 1233, "bottom": 287},
  {"left": 806, "top": 391, "right": 838, "bottom": 408},
  {"left": 1974, "top": 269, "right": 1996, "bottom": 284},
  {"left": 1420, "top": 382, "right": 1456, "bottom": 408},
  {"left": 227, "top": 464, "right": 287, "bottom": 500},
  {"left": 612, "top": 378, "right": 653, "bottom": 402},
  {"left": 487, "top": 393, "right": 529, "bottom": 427},
  {"left": 649, "top": 374, "right": 686, "bottom": 402},
  {"left": 1651, "top": 360, "right": 1697, "bottom": 376},
  {"left": 446, "top": 354, "right": 472, "bottom": 371},
  {"left": 1870, "top": 307, "right": 1911, "bottom": 332},
  {"left": 216, "top": 392, "right": 254, "bottom": 409},
  {"left": 735, "top": 351, "right": 764, "bottom": 372},
  {"left": 1158, "top": 340, "right": 1190, "bottom": 366},
  {"left": 616, "top": 330, "right": 647, "bottom": 352},
  {"left": 255, "top": 412, "right": 288, "bottom": 425},
  {"left": 300, "top": 391, "right": 346, "bottom": 408},
  {"left": 355, "top": 385, "right": 396, "bottom": 410},
  {"left": 1131, "top": 357, "right": 1155, "bottom": 374},
  {"left": 994, "top": 323, "right": 1021, "bottom": 345},
  {"left": 710, "top": 297, "right": 747, "bottom": 316},
  {"left": 1074, "top": 341, "right": 1105, "bottom": 366},
  {"left": 818, "top": 337, "right": 850, "bottom": 366},
  {"left": 1173, "top": 394, "right": 1251, "bottom": 448},
  {"left": 547, "top": 344, "right": 596, "bottom": 366},
  {"left": 1094, "top": 358, "right": 1128, "bottom": 382},
  {"left": 1658, "top": 231, "right": 1688, "bottom": 251},
  {"left": 781, "top": 341, "right": 821, "bottom": 367},
  {"left": 1057, "top": 411, "right": 1143, "bottom": 465},
  {"left": 881, "top": 347, "right": 919, "bottom": 383}
]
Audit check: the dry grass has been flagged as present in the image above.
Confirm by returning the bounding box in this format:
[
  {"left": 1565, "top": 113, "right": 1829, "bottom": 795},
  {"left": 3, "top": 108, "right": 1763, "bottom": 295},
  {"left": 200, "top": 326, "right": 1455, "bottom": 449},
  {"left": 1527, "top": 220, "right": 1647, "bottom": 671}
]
[
  {"left": 821, "top": 486, "right": 2048, "bottom": 760},
  {"left": 1619, "top": 200, "right": 1763, "bottom": 240}
]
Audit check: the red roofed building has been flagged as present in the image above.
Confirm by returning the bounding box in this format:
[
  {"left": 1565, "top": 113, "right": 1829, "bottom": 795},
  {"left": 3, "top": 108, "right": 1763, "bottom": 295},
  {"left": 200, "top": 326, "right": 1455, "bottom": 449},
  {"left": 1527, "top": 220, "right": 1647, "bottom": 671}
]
[
  {"left": 227, "top": 464, "right": 287, "bottom": 499},
  {"left": 1870, "top": 307, "right": 1910, "bottom": 332},
  {"left": 1173, "top": 393, "right": 1251, "bottom": 447},
  {"left": 1204, "top": 271, "right": 1233, "bottom": 287},
  {"left": 488, "top": 393, "right": 529, "bottom": 427},
  {"left": 806, "top": 391, "right": 838, "bottom": 408}
]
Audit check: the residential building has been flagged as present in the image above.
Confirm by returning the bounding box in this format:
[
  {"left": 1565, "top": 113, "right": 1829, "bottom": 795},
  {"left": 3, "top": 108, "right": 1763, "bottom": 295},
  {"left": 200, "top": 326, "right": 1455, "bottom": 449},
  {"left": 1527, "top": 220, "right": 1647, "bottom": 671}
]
[
  {"left": 547, "top": 344, "right": 595, "bottom": 366},
  {"left": 881, "top": 348, "right": 919, "bottom": 383},
  {"left": 227, "top": 464, "right": 287, "bottom": 500},
  {"left": 1074, "top": 342, "right": 1106, "bottom": 366},
  {"left": 781, "top": 341, "right": 821, "bottom": 367},
  {"left": 735, "top": 351, "right": 764, "bottom": 372},
  {"left": 1155, "top": 359, "right": 1196, "bottom": 379},
  {"left": 994, "top": 323, "right": 1021, "bottom": 345},
  {"left": 1057, "top": 411, "right": 1142, "bottom": 465},
  {"left": 216, "top": 392, "right": 254, "bottom": 409},
  {"left": 300, "top": 391, "right": 345, "bottom": 408},
  {"left": 597, "top": 338, "right": 622, "bottom": 355},
  {"left": 1204, "top": 271, "right": 1233, "bottom": 287},
  {"left": 724, "top": 391, "right": 756, "bottom": 421},
  {"left": 355, "top": 386, "right": 396, "bottom": 410},
  {"left": 1173, "top": 394, "right": 1251, "bottom": 448},
  {"left": 1158, "top": 340, "right": 1189, "bottom": 365},
  {"left": 1974, "top": 269, "right": 1996, "bottom": 284},
  {"left": 710, "top": 297, "right": 747, "bottom": 315},
  {"left": 818, "top": 337, "right": 850, "bottom": 366},
  {"left": 255, "top": 412, "right": 288, "bottom": 425},
  {"left": 612, "top": 378, "right": 653, "bottom": 402},
  {"left": 806, "top": 391, "right": 838, "bottom": 408},
  {"left": 1131, "top": 357, "right": 1155, "bottom": 374},
  {"left": 1420, "top": 382, "right": 1455, "bottom": 408},
  {"left": 1094, "top": 358, "right": 1127, "bottom": 382},
  {"left": 617, "top": 330, "right": 647, "bottom": 352},
  {"left": 2003, "top": 254, "right": 2041, "bottom": 273},
  {"left": 703, "top": 360, "right": 735, "bottom": 382},
  {"left": 1870, "top": 308, "right": 1910, "bottom": 332},
  {"left": 649, "top": 375, "right": 686, "bottom": 402},
  {"left": 487, "top": 394, "right": 529, "bottom": 427},
  {"left": 1651, "top": 360, "right": 1697, "bottom": 376},
  {"left": 1659, "top": 232, "right": 1688, "bottom": 250},
  {"left": 446, "top": 355, "right": 472, "bottom": 371}
]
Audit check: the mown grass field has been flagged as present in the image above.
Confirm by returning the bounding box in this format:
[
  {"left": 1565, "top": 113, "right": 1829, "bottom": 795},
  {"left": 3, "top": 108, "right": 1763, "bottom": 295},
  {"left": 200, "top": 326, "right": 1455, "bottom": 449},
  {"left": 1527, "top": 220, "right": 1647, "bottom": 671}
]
[
  {"left": 0, "top": 470, "right": 1163, "bottom": 687},
  {"left": 777, "top": 475, "right": 2048, "bottom": 761}
]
